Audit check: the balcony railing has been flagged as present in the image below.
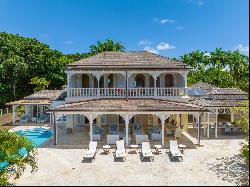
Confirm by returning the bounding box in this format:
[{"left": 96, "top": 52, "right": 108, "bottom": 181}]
[{"left": 68, "top": 87, "right": 186, "bottom": 99}]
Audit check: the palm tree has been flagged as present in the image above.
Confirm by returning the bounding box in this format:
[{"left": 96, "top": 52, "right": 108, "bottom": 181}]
[{"left": 90, "top": 39, "right": 125, "bottom": 54}]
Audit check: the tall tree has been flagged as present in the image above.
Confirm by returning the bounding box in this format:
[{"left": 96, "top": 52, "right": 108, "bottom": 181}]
[
  {"left": 180, "top": 49, "right": 249, "bottom": 91},
  {"left": 90, "top": 39, "right": 125, "bottom": 54}
]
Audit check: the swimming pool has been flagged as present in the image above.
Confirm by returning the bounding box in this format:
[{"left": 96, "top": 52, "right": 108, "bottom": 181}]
[
  {"left": 16, "top": 128, "right": 53, "bottom": 147},
  {"left": 0, "top": 128, "right": 53, "bottom": 169}
]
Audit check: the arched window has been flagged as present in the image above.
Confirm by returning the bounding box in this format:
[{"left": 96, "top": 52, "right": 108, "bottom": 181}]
[
  {"left": 94, "top": 78, "right": 97, "bottom": 88},
  {"left": 107, "top": 74, "right": 113, "bottom": 88},
  {"left": 165, "top": 74, "right": 174, "bottom": 87},
  {"left": 99, "top": 76, "right": 104, "bottom": 88},
  {"left": 82, "top": 74, "right": 89, "bottom": 88},
  {"left": 135, "top": 74, "right": 145, "bottom": 88}
]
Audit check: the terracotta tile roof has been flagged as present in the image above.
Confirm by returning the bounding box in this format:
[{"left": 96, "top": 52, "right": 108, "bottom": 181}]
[
  {"left": 209, "top": 88, "right": 248, "bottom": 95},
  {"left": 24, "top": 89, "right": 66, "bottom": 100},
  {"left": 67, "top": 51, "right": 188, "bottom": 69},
  {"left": 49, "top": 99, "right": 206, "bottom": 112},
  {"left": 191, "top": 98, "right": 247, "bottom": 108},
  {"left": 190, "top": 82, "right": 248, "bottom": 96},
  {"left": 190, "top": 82, "right": 218, "bottom": 92},
  {"left": 6, "top": 89, "right": 66, "bottom": 106}
]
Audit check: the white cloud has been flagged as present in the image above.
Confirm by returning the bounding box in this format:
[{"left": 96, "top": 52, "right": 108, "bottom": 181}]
[
  {"left": 144, "top": 46, "right": 159, "bottom": 54},
  {"left": 138, "top": 40, "right": 152, "bottom": 46},
  {"left": 63, "top": 41, "right": 73, "bottom": 45},
  {"left": 153, "top": 18, "right": 175, "bottom": 24},
  {"left": 156, "top": 43, "right": 176, "bottom": 50},
  {"left": 187, "top": 0, "right": 204, "bottom": 7},
  {"left": 176, "top": 26, "right": 184, "bottom": 30},
  {"left": 234, "top": 44, "right": 249, "bottom": 55},
  {"left": 159, "top": 19, "right": 175, "bottom": 24}
]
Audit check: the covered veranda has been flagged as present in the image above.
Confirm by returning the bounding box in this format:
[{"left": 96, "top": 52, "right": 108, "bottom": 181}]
[
  {"left": 7, "top": 99, "right": 52, "bottom": 125},
  {"left": 48, "top": 99, "right": 207, "bottom": 147},
  {"left": 192, "top": 98, "right": 247, "bottom": 139}
]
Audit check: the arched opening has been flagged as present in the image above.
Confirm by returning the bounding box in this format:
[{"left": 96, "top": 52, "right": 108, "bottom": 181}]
[
  {"left": 135, "top": 74, "right": 145, "bottom": 88},
  {"left": 107, "top": 74, "right": 114, "bottom": 88},
  {"left": 165, "top": 74, "right": 174, "bottom": 87},
  {"left": 82, "top": 74, "right": 89, "bottom": 88},
  {"left": 94, "top": 77, "right": 98, "bottom": 88},
  {"left": 99, "top": 76, "right": 104, "bottom": 88}
]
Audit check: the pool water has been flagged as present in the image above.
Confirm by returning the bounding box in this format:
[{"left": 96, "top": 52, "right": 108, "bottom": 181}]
[
  {"left": 0, "top": 128, "right": 53, "bottom": 169},
  {"left": 16, "top": 128, "right": 53, "bottom": 147}
]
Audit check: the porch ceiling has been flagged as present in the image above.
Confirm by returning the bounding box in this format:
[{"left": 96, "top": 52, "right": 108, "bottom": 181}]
[{"left": 48, "top": 98, "right": 207, "bottom": 113}]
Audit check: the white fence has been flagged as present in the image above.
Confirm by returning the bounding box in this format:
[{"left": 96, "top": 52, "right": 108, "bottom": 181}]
[{"left": 68, "top": 87, "right": 186, "bottom": 98}]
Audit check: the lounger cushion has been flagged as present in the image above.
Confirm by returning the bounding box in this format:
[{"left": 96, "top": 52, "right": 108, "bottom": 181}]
[{"left": 116, "top": 150, "right": 126, "bottom": 157}]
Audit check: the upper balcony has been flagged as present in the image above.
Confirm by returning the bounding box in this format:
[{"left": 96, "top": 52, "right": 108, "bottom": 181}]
[{"left": 66, "top": 70, "right": 189, "bottom": 102}]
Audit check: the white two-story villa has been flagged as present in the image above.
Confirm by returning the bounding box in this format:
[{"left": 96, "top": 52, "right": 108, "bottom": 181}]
[{"left": 8, "top": 51, "right": 248, "bottom": 147}]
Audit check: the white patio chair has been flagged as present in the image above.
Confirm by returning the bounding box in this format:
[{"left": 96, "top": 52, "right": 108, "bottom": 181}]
[
  {"left": 141, "top": 141, "right": 154, "bottom": 162},
  {"left": 83, "top": 141, "right": 97, "bottom": 162},
  {"left": 114, "top": 140, "right": 126, "bottom": 161},
  {"left": 169, "top": 140, "right": 183, "bottom": 162}
]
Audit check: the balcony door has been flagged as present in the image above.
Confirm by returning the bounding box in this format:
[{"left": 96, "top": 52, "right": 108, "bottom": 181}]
[
  {"left": 165, "top": 74, "right": 174, "bottom": 87},
  {"left": 135, "top": 74, "right": 145, "bottom": 88},
  {"left": 82, "top": 74, "right": 89, "bottom": 88},
  {"left": 107, "top": 74, "right": 114, "bottom": 88}
]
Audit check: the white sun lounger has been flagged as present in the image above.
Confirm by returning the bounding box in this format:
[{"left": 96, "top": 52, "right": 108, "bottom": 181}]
[
  {"left": 141, "top": 141, "right": 154, "bottom": 162},
  {"left": 83, "top": 141, "right": 97, "bottom": 162},
  {"left": 169, "top": 140, "right": 183, "bottom": 162},
  {"left": 114, "top": 140, "right": 126, "bottom": 161}
]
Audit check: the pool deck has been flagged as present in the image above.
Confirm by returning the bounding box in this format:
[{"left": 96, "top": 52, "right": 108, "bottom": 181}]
[{"left": 6, "top": 123, "right": 248, "bottom": 186}]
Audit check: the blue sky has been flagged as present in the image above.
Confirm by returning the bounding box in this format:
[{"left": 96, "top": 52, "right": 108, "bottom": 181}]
[{"left": 0, "top": 0, "right": 249, "bottom": 57}]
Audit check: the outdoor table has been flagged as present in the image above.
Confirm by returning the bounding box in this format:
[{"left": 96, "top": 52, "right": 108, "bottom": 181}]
[
  {"left": 103, "top": 145, "right": 111, "bottom": 154},
  {"left": 130, "top": 144, "right": 139, "bottom": 154},
  {"left": 154, "top": 145, "right": 162, "bottom": 154},
  {"left": 178, "top": 144, "right": 187, "bottom": 154}
]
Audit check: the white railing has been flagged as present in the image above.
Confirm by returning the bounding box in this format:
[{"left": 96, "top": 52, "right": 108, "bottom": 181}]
[
  {"left": 100, "top": 88, "right": 126, "bottom": 98},
  {"left": 128, "top": 88, "right": 155, "bottom": 98},
  {"left": 68, "top": 87, "right": 186, "bottom": 98},
  {"left": 157, "top": 88, "right": 185, "bottom": 97},
  {"left": 69, "top": 88, "right": 98, "bottom": 98}
]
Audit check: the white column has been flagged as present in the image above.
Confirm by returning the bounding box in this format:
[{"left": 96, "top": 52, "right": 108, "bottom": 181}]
[
  {"left": 50, "top": 113, "right": 52, "bottom": 124},
  {"left": 125, "top": 114, "right": 129, "bottom": 145},
  {"left": 89, "top": 114, "right": 93, "bottom": 141},
  {"left": 67, "top": 72, "right": 70, "bottom": 97},
  {"left": 215, "top": 109, "right": 218, "bottom": 138},
  {"left": 181, "top": 72, "right": 188, "bottom": 96},
  {"left": 207, "top": 112, "right": 210, "bottom": 138},
  {"left": 6, "top": 108, "right": 9, "bottom": 114},
  {"left": 231, "top": 112, "right": 234, "bottom": 122},
  {"left": 53, "top": 113, "right": 57, "bottom": 145},
  {"left": 12, "top": 105, "right": 16, "bottom": 125},
  {"left": 207, "top": 123, "right": 210, "bottom": 139},
  {"left": 97, "top": 75, "right": 100, "bottom": 98},
  {"left": 161, "top": 115, "right": 165, "bottom": 145},
  {"left": 197, "top": 113, "right": 201, "bottom": 145},
  {"left": 0, "top": 109, "right": 3, "bottom": 116},
  {"left": 154, "top": 76, "right": 157, "bottom": 98}
]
